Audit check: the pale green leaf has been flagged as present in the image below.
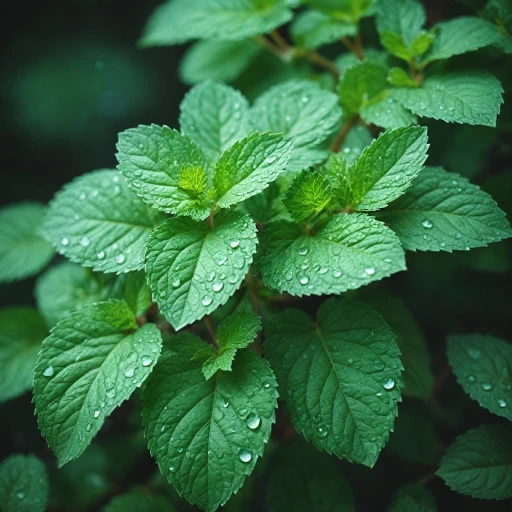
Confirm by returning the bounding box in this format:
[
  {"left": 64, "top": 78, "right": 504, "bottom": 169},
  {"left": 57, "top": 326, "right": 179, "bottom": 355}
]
[
  {"left": 0, "top": 308, "right": 47, "bottom": 403},
  {"left": 145, "top": 211, "right": 257, "bottom": 330},
  {"left": 447, "top": 334, "right": 512, "bottom": 420},
  {"left": 33, "top": 300, "right": 162, "bottom": 466},
  {"left": 179, "top": 39, "right": 261, "bottom": 85},
  {"left": 392, "top": 70, "right": 504, "bottom": 126},
  {"left": 387, "top": 484, "right": 437, "bottom": 512},
  {"left": 179, "top": 81, "right": 250, "bottom": 162},
  {"left": 361, "top": 93, "right": 418, "bottom": 129},
  {"left": 437, "top": 424, "right": 512, "bottom": 500},
  {"left": 0, "top": 454, "right": 48, "bottom": 512},
  {"left": 259, "top": 214, "right": 406, "bottom": 296},
  {"left": 388, "top": 67, "right": 419, "bottom": 88},
  {"left": 214, "top": 132, "right": 294, "bottom": 208},
  {"left": 0, "top": 203, "right": 54, "bottom": 283},
  {"left": 140, "top": 0, "right": 293, "bottom": 47},
  {"left": 142, "top": 334, "right": 278, "bottom": 512},
  {"left": 41, "top": 170, "right": 166, "bottom": 273},
  {"left": 340, "top": 124, "right": 373, "bottom": 164},
  {"left": 303, "top": 0, "right": 377, "bottom": 22},
  {"left": 264, "top": 298, "right": 403, "bottom": 467},
  {"left": 379, "top": 167, "right": 512, "bottom": 252}
]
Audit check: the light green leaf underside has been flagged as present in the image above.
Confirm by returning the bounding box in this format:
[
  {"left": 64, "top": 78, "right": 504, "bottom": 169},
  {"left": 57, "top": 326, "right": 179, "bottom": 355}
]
[
  {"left": 447, "top": 334, "right": 512, "bottom": 421},
  {"left": 146, "top": 211, "right": 257, "bottom": 330},
  {"left": 361, "top": 94, "right": 418, "bottom": 130},
  {"left": 379, "top": 167, "right": 512, "bottom": 252},
  {"left": 387, "top": 484, "right": 437, "bottom": 512},
  {"left": 264, "top": 298, "right": 403, "bottom": 467},
  {"left": 437, "top": 424, "right": 512, "bottom": 500},
  {"left": 0, "top": 454, "right": 49, "bottom": 512},
  {"left": 259, "top": 213, "right": 406, "bottom": 297},
  {"left": 0, "top": 202, "right": 54, "bottom": 283},
  {"left": 41, "top": 169, "right": 165, "bottom": 273},
  {"left": 33, "top": 300, "right": 162, "bottom": 466},
  {"left": 392, "top": 70, "right": 504, "bottom": 127},
  {"left": 214, "top": 132, "right": 294, "bottom": 208},
  {"left": 348, "top": 126, "right": 428, "bottom": 211},
  {"left": 0, "top": 308, "right": 47, "bottom": 403},
  {"left": 341, "top": 124, "right": 374, "bottom": 164},
  {"left": 103, "top": 489, "right": 175, "bottom": 512},
  {"left": 180, "top": 39, "right": 262, "bottom": 85},
  {"left": 142, "top": 334, "right": 278, "bottom": 512},
  {"left": 140, "top": 0, "right": 293, "bottom": 46},
  {"left": 179, "top": 81, "right": 250, "bottom": 162}
]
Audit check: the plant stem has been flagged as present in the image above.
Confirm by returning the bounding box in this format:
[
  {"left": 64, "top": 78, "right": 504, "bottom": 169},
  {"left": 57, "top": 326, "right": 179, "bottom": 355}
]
[
  {"left": 341, "top": 33, "right": 364, "bottom": 60},
  {"left": 203, "top": 316, "right": 219, "bottom": 350},
  {"left": 305, "top": 50, "right": 339, "bottom": 81},
  {"left": 330, "top": 115, "right": 358, "bottom": 153},
  {"left": 270, "top": 29, "right": 289, "bottom": 51}
]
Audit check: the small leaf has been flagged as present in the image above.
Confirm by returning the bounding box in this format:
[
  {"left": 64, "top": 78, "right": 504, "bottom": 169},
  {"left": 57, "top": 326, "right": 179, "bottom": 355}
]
[
  {"left": 142, "top": 334, "right": 278, "bottom": 511},
  {"left": 388, "top": 67, "right": 419, "bottom": 88},
  {"left": 116, "top": 125, "right": 210, "bottom": 219},
  {"left": 283, "top": 170, "right": 332, "bottom": 222},
  {"left": 114, "top": 271, "right": 154, "bottom": 318},
  {"left": 33, "top": 300, "right": 162, "bottom": 466},
  {"left": 387, "top": 484, "right": 437, "bottom": 512},
  {"left": 264, "top": 298, "right": 403, "bottom": 467},
  {"left": 0, "top": 454, "right": 48, "bottom": 512},
  {"left": 0, "top": 203, "right": 54, "bottom": 283},
  {"left": 303, "top": 0, "right": 377, "bottom": 23},
  {"left": 437, "top": 424, "right": 512, "bottom": 500},
  {"left": 202, "top": 311, "right": 262, "bottom": 379},
  {"left": 393, "top": 70, "right": 504, "bottom": 126},
  {"left": 447, "top": 334, "right": 512, "bottom": 420},
  {"left": 41, "top": 170, "right": 166, "bottom": 273},
  {"left": 146, "top": 211, "right": 257, "bottom": 330},
  {"left": 259, "top": 214, "right": 406, "bottom": 296},
  {"left": 179, "top": 81, "right": 250, "bottom": 162},
  {"left": 379, "top": 167, "right": 512, "bottom": 252},
  {"left": 0, "top": 308, "right": 47, "bottom": 403},
  {"left": 214, "top": 132, "right": 294, "bottom": 208}
]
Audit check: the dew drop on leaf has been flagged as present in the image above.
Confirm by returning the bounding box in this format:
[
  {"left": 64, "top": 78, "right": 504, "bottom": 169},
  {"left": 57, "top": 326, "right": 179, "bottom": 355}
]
[
  {"left": 141, "top": 355, "right": 153, "bottom": 367},
  {"left": 238, "top": 448, "right": 252, "bottom": 463},
  {"left": 246, "top": 412, "right": 261, "bottom": 430},
  {"left": 382, "top": 378, "right": 395, "bottom": 390},
  {"left": 482, "top": 382, "right": 492, "bottom": 391},
  {"left": 43, "top": 365, "right": 54, "bottom": 377},
  {"left": 60, "top": 237, "right": 69, "bottom": 246},
  {"left": 498, "top": 399, "right": 507, "bottom": 408},
  {"left": 201, "top": 296, "right": 213, "bottom": 306},
  {"left": 124, "top": 368, "right": 135, "bottom": 378},
  {"left": 422, "top": 219, "right": 433, "bottom": 229}
]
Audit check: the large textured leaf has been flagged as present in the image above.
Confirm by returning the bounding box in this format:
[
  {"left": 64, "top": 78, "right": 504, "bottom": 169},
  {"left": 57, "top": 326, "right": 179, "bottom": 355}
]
[
  {"left": 264, "top": 298, "right": 403, "bottom": 467},
  {"left": 259, "top": 214, "right": 406, "bottom": 296},
  {"left": 41, "top": 170, "right": 165, "bottom": 273},
  {"left": 393, "top": 70, "right": 504, "bottom": 126},
  {"left": 33, "top": 300, "right": 162, "bottom": 466},
  {"left": 146, "top": 211, "right": 257, "bottom": 330},
  {"left": 379, "top": 167, "right": 512, "bottom": 252},
  {"left": 179, "top": 81, "right": 250, "bottom": 162},
  {"left": 437, "top": 424, "right": 512, "bottom": 500},
  {"left": 140, "top": 0, "right": 293, "bottom": 46},
  {"left": 214, "top": 132, "right": 294, "bottom": 208},
  {"left": 361, "top": 94, "right": 418, "bottom": 130},
  {"left": 0, "top": 308, "right": 47, "bottom": 403},
  {"left": 447, "top": 334, "right": 512, "bottom": 421},
  {"left": 142, "top": 334, "right": 278, "bottom": 512},
  {"left": 0, "top": 454, "right": 48, "bottom": 512},
  {"left": 0, "top": 203, "right": 54, "bottom": 283}
]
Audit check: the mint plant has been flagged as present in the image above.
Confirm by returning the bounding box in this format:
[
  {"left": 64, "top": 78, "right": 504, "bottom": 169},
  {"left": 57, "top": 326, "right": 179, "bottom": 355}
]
[{"left": 1, "top": 0, "right": 512, "bottom": 510}]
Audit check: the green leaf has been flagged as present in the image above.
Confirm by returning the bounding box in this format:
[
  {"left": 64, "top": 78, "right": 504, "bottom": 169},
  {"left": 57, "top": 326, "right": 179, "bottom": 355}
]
[
  {"left": 361, "top": 93, "right": 418, "bottom": 129},
  {"left": 0, "top": 454, "right": 48, "bottom": 512},
  {"left": 303, "top": 0, "right": 377, "bottom": 23},
  {"left": 201, "top": 311, "right": 261, "bottom": 379},
  {"left": 259, "top": 214, "right": 406, "bottom": 296},
  {"left": 340, "top": 124, "right": 373, "bottom": 164},
  {"left": 116, "top": 125, "right": 211, "bottom": 220},
  {"left": 267, "top": 439, "right": 355, "bottom": 511},
  {"left": 114, "top": 271, "right": 153, "bottom": 318},
  {"left": 387, "top": 484, "right": 437, "bottom": 512},
  {"left": 142, "top": 333, "right": 278, "bottom": 512},
  {"left": 140, "top": 0, "right": 293, "bottom": 47},
  {"left": 423, "top": 17, "right": 503, "bottom": 65},
  {"left": 41, "top": 170, "right": 165, "bottom": 273},
  {"left": 264, "top": 298, "right": 403, "bottom": 467},
  {"left": 179, "top": 39, "right": 261, "bottom": 85},
  {"left": 0, "top": 203, "right": 54, "bottom": 283},
  {"left": 214, "top": 132, "right": 294, "bottom": 208},
  {"left": 0, "top": 308, "right": 47, "bottom": 403},
  {"left": 291, "top": 10, "right": 357, "bottom": 49},
  {"left": 378, "top": 167, "right": 512, "bottom": 252},
  {"left": 447, "top": 334, "right": 512, "bottom": 420},
  {"left": 250, "top": 80, "right": 340, "bottom": 169},
  {"left": 103, "top": 489, "right": 175, "bottom": 512},
  {"left": 388, "top": 67, "right": 420, "bottom": 88},
  {"left": 437, "top": 424, "right": 512, "bottom": 500},
  {"left": 344, "top": 126, "right": 429, "bottom": 211},
  {"left": 179, "top": 81, "right": 250, "bottom": 162},
  {"left": 392, "top": 70, "right": 504, "bottom": 126},
  {"left": 146, "top": 211, "right": 257, "bottom": 330},
  {"left": 241, "top": 181, "right": 286, "bottom": 224},
  {"left": 33, "top": 300, "right": 162, "bottom": 466},
  {"left": 283, "top": 170, "right": 332, "bottom": 222}
]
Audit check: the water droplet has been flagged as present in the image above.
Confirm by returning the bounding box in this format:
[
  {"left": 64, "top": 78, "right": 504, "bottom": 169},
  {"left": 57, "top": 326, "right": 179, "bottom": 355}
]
[
  {"left": 238, "top": 448, "right": 252, "bottom": 463},
  {"left": 222, "top": 399, "right": 229, "bottom": 408},
  {"left": 116, "top": 253, "right": 126, "bottom": 264},
  {"left": 382, "top": 378, "right": 395, "bottom": 390},
  {"left": 169, "top": 465, "right": 176, "bottom": 472},
  {"left": 316, "top": 425, "right": 329, "bottom": 438},
  {"left": 298, "top": 246, "right": 308, "bottom": 255},
  {"left": 422, "top": 219, "right": 433, "bottom": 229},
  {"left": 365, "top": 267, "right": 376, "bottom": 276},
  {"left": 498, "top": 399, "right": 507, "bottom": 408},
  {"left": 216, "top": 254, "right": 227, "bottom": 265},
  {"left": 229, "top": 239, "right": 240, "bottom": 249},
  {"left": 60, "top": 237, "right": 69, "bottom": 246},
  {"left": 246, "top": 413, "right": 261, "bottom": 430},
  {"left": 124, "top": 368, "right": 135, "bottom": 378},
  {"left": 79, "top": 193, "right": 86, "bottom": 200},
  {"left": 202, "top": 296, "right": 213, "bottom": 306},
  {"left": 172, "top": 276, "right": 181, "bottom": 288},
  {"left": 213, "top": 409, "right": 224, "bottom": 421},
  {"left": 212, "top": 281, "right": 224, "bottom": 292},
  {"left": 332, "top": 269, "right": 342, "bottom": 278},
  {"left": 482, "top": 382, "right": 492, "bottom": 391},
  {"left": 455, "top": 232, "right": 462, "bottom": 239},
  {"left": 80, "top": 236, "right": 90, "bottom": 247},
  {"left": 263, "top": 382, "right": 270, "bottom": 389},
  {"left": 43, "top": 365, "right": 54, "bottom": 377},
  {"left": 177, "top": 447, "right": 184, "bottom": 453},
  {"left": 97, "top": 251, "right": 105, "bottom": 260},
  {"left": 93, "top": 409, "right": 101, "bottom": 418},
  {"left": 86, "top": 423, "right": 92, "bottom": 432},
  {"left": 299, "top": 275, "right": 309, "bottom": 285},
  {"left": 301, "top": 95, "right": 309, "bottom": 103},
  {"left": 467, "top": 374, "right": 476, "bottom": 383},
  {"left": 468, "top": 348, "right": 481, "bottom": 360},
  {"left": 160, "top": 290, "right": 167, "bottom": 298},
  {"left": 16, "top": 491, "right": 25, "bottom": 500},
  {"left": 265, "top": 155, "right": 277, "bottom": 164},
  {"left": 142, "top": 355, "right": 153, "bottom": 367},
  {"left": 374, "top": 360, "right": 384, "bottom": 370}
]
